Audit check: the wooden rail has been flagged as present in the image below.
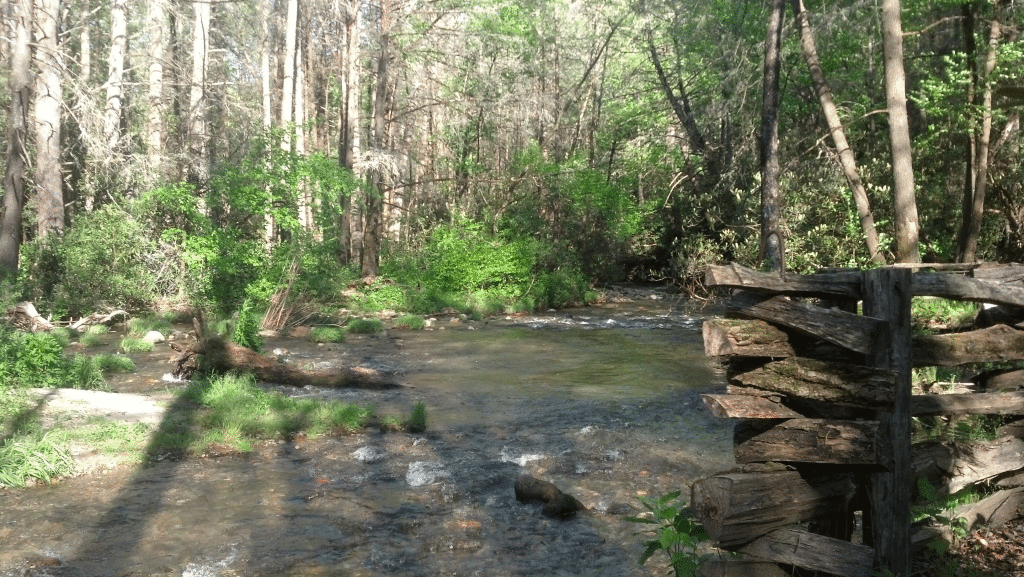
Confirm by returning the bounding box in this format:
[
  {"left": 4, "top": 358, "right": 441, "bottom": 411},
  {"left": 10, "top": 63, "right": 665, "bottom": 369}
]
[{"left": 693, "top": 263, "right": 1024, "bottom": 577}]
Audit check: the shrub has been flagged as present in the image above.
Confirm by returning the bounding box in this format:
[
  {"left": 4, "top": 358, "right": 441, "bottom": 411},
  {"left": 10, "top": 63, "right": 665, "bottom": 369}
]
[
  {"left": 0, "top": 430, "right": 76, "bottom": 487},
  {"left": 347, "top": 318, "right": 383, "bottom": 334},
  {"left": 85, "top": 324, "right": 110, "bottom": 335},
  {"left": 49, "top": 327, "right": 74, "bottom": 347},
  {"left": 231, "top": 299, "right": 264, "bottom": 352},
  {"left": 127, "top": 316, "right": 173, "bottom": 338},
  {"left": 308, "top": 326, "right": 345, "bottom": 343},
  {"left": 0, "top": 331, "right": 67, "bottom": 388},
  {"left": 67, "top": 354, "right": 107, "bottom": 390},
  {"left": 79, "top": 333, "right": 104, "bottom": 348}
]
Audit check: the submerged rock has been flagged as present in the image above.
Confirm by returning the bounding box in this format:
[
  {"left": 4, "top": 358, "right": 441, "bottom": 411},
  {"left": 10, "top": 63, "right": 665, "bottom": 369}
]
[{"left": 514, "top": 474, "right": 586, "bottom": 518}]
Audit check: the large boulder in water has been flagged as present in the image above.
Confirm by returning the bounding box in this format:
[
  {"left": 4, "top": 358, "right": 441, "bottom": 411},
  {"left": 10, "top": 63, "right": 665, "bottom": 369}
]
[{"left": 514, "top": 474, "right": 586, "bottom": 518}]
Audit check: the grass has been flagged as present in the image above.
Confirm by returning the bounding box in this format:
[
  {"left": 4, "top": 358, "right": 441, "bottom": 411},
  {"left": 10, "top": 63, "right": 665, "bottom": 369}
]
[
  {"left": 308, "top": 325, "right": 345, "bottom": 343},
  {"left": 347, "top": 317, "right": 384, "bottom": 334},
  {"left": 394, "top": 314, "right": 426, "bottom": 330},
  {"left": 91, "top": 353, "right": 136, "bottom": 373},
  {"left": 84, "top": 324, "right": 110, "bottom": 336},
  {"left": 912, "top": 297, "right": 978, "bottom": 335},
  {"left": 148, "top": 373, "right": 374, "bottom": 458},
  {"left": 127, "top": 315, "right": 173, "bottom": 338},
  {"left": 120, "top": 337, "right": 154, "bottom": 353},
  {"left": 79, "top": 332, "right": 104, "bottom": 347}
]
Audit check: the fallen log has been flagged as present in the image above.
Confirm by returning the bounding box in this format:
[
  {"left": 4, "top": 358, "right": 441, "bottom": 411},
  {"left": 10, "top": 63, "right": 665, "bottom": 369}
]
[
  {"left": 4, "top": 301, "right": 55, "bottom": 331},
  {"left": 705, "top": 263, "right": 862, "bottom": 299},
  {"left": 703, "top": 318, "right": 795, "bottom": 358},
  {"left": 910, "top": 391, "right": 1024, "bottom": 416},
  {"left": 69, "top": 309, "right": 129, "bottom": 331},
  {"left": 701, "top": 394, "right": 803, "bottom": 419},
  {"left": 913, "top": 324, "right": 1024, "bottom": 366},
  {"left": 732, "top": 295, "right": 883, "bottom": 355},
  {"left": 913, "top": 272, "right": 1024, "bottom": 308},
  {"left": 170, "top": 334, "right": 400, "bottom": 390},
  {"left": 913, "top": 436, "right": 1024, "bottom": 495}
]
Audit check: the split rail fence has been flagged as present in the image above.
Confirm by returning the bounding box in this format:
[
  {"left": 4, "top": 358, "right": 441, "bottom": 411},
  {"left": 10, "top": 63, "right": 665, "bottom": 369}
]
[{"left": 693, "top": 263, "right": 1024, "bottom": 577}]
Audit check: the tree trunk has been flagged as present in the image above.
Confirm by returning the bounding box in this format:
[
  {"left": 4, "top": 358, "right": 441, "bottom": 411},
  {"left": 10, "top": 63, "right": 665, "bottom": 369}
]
[
  {"left": 958, "top": 3, "right": 1002, "bottom": 263},
  {"left": 1, "top": 0, "right": 32, "bottom": 280},
  {"left": 187, "top": 0, "right": 211, "bottom": 187},
  {"left": 363, "top": 13, "right": 390, "bottom": 278},
  {"left": 792, "top": 0, "right": 884, "bottom": 264},
  {"left": 879, "top": 0, "right": 920, "bottom": 263},
  {"left": 104, "top": 0, "right": 128, "bottom": 153},
  {"left": 759, "top": 0, "right": 785, "bottom": 273},
  {"left": 280, "top": 0, "right": 298, "bottom": 136},
  {"left": 146, "top": 0, "right": 166, "bottom": 176},
  {"left": 337, "top": 0, "right": 361, "bottom": 266},
  {"left": 34, "top": 0, "right": 64, "bottom": 237}
]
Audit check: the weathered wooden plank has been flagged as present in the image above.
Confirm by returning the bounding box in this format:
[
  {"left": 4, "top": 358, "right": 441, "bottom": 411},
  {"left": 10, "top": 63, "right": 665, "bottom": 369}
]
[
  {"left": 690, "top": 470, "right": 856, "bottom": 548},
  {"left": 734, "top": 295, "right": 883, "bottom": 355},
  {"left": 696, "top": 560, "right": 789, "bottom": 577},
  {"left": 706, "top": 263, "right": 862, "bottom": 298},
  {"left": 703, "top": 318, "right": 795, "bottom": 358},
  {"left": 913, "top": 436, "right": 1024, "bottom": 495},
  {"left": 730, "top": 357, "right": 896, "bottom": 408},
  {"left": 736, "top": 528, "right": 874, "bottom": 577},
  {"left": 978, "top": 369, "right": 1024, "bottom": 392},
  {"left": 910, "top": 391, "right": 1024, "bottom": 416},
  {"left": 913, "top": 324, "right": 1024, "bottom": 366},
  {"left": 734, "top": 419, "right": 879, "bottom": 465},
  {"left": 863, "top": 267, "right": 913, "bottom": 577},
  {"left": 953, "top": 487, "right": 1024, "bottom": 530},
  {"left": 998, "top": 418, "right": 1024, "bottom": 439},
  {"left": 971, "top": 264, "right": 1024, "bottom": 285},
  {"left": 701, "top": 394, "right": 803, "bottom": 419},
  {"left": 913, "top": 272, "right": 1024, "bottom": 308}
]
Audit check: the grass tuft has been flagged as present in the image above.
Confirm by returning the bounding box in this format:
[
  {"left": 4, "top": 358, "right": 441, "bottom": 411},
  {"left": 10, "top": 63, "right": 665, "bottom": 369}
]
[
  {"left": 308, "top": 326, "right": 345, "bottom": 343},
  {"left": 347, "top": 318, "right": 384, "bottom": 334},
  {"left": 120, "top": 337, "right": 155, "bottom": 353},
  {"left": 394, "top": 315, "right": 426, "bottom": 330}
]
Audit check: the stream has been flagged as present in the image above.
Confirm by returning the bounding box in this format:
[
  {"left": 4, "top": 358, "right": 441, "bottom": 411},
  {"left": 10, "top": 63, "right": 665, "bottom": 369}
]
[{"left": 0, "top": 287, "right": 735, "bottom": 577}]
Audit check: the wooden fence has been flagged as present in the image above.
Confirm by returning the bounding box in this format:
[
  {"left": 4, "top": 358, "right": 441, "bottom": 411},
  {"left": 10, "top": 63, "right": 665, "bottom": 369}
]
[{"left": 692, "top": 263, "right": 1024, "bottom": 577}]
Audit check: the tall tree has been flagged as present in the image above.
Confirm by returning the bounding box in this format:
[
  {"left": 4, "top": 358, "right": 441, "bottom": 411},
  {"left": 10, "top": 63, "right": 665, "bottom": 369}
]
[
  {"left": 187, "top": 0, "right": 211, "bottom": 186},
  {"left": 103, "top": 0, "right": 128, "bottom": 152},
  {"left": 146, "top": 0, "right": 167, "bottom": 175},
  {"left": 759, "top": 0, "right": 785, "bottom": 273},
  {"left": 1, "top": 0, "right": 33, "bottom": 279},
  {"left": 957, "top": 1, "right": 1003, "bottom": 263},
  {"left": 34, "top": 0, "right": 64, "bottom": 237},
  {"left": 792, "top": 0, "right": 884, "bottom": 264},
  {"left": 337, "top": 0, "right": 361, "bottom": 265},
  {"left": 880, "top": 0, "right": 920, "bottom": 264},
  {"left": 363, "top": 0, "right": 391, "bottom": 278}
]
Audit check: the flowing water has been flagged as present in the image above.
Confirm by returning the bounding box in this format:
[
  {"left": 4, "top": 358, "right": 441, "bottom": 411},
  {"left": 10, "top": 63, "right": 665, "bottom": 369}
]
[{"left": 0, "top": 288, "right": 735, "bottom": 577}]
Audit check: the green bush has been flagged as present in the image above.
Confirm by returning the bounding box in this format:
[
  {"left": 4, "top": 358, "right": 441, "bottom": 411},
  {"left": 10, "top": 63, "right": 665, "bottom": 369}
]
[
  {"left": 67, "top": 354, "right": 107, "bottom": 390},
  {"left": 79, "top": 333, "right": 104, "bottom": 348},
  {"left": 92, "top": 353, "right": 136, "bottom": 374},
  {"left": 49, "top": 327, "right": 74, "bottom": 347},
  {"left": 347, "top": 318, "right": 383, "bottom": 333},
  {"left": 308, "top": 326, "right": 345, "bottom": 343},
  {"left": 0, "top": 331, "right": 68, "bottom": 389},
  {"left": 127, "top": 316, "right": 173, "bottom": 338},
  {"left": 231, "top": 299, "right": 264, "bottom": 352},
  {"left": 85, "top": 324, "right": 110, "bottom": 335}
]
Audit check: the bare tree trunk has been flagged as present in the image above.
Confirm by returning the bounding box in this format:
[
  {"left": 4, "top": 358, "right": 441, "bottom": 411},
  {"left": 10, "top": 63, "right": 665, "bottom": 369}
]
[
  {"left": 880, "top": 0, "right": 920, "bottom": 263},
  {"left": 104, "top": 0, "right": 128, "bottom": 153},
  {"left": 363, "top": 16, "right": 389, "bottom": 278},
  {"left": 792, "top": 0, "right": 884, "bottom": 264},
  {"left": 759, "top": 0, "right": 785, "bottom": 273},
  {"left": 146, "top": 0, "right": 166, "bottom": 178},
  {"left": 337, "top": 0, "right": 361, "bottom": 266},
  {"left": 187, "top": 0, "right": 211, "bottom": 187},
  {"left": 280, "top": 0, "right": 298, "bottom": 135},
  {"left": 34, "top": 0, "right": 64, "bottom": 237},
  {"left": 958, "top": 3, "right": 1002, "bottom": 263},
  {"left": 1, "top": 0, "right": 32, "bottom": 280}
]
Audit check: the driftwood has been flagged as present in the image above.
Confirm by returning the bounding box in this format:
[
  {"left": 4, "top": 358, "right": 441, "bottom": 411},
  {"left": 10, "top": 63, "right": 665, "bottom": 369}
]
[
  {"left": 5, "top": 301, "right": 55, "bottom": 331},
  {"left": 913, "top": 436, "right": 1024, "bottom": 495},
  {"left": 733, "top": 419, "right": 879, "bottom": 465},
  {"left": 690, "top": 470, "right": 856, "bottom": 547},
  {"left": 69, "top": 309, "right": 130, "bottom": 331},
  {"left": 913, "top": 324, "right": 1024, "bottom": 366},
  {"left": 730, "top": 357, "right": 896, "bottom": 408},
  {"left": 736, "top": 527, "right": 874, "bottom": 577},
  {"left": 170, "top": 319, "right": 399, "bottom": 389}
]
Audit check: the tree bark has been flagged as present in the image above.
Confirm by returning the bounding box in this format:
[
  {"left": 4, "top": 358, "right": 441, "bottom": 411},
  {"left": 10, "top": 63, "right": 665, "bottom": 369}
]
[
  {"left": 337, "top": 0, "right": 361, "bottom": 266},
  {"left": 34, "top": 0, "right": 63, "bottom": 237},
  {"left": 792, "top": 0, "right": 884, "bottom": 264},
  {"left": 736, "top": 528, "right": 874, "bottom": 577},
  {"left": 1, "top": 0, "right": 32, "bottom": 280},
  {"left": 957, "top": 3, "right": 1002, "bottom": 263},
  {"left": 880, "top": 0, "right": 920, "bottom": 263},
  {"left": 730, "top": 357, "right": 897, "bottom": 408},
  {"left": 146, "top": 0, "right": 166, "bottom": 176},
  {"left": 104, "top": 0, "right": 128, "bottom": 153},
  {"left": 187, "top": 0, "right": 211, "bottom": 187},
  {"left": 759, "top": 0, "right": 785, "bottom": 273}
]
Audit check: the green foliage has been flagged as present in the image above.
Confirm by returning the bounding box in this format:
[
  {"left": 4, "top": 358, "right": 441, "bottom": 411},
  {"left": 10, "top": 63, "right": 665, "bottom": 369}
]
[
  {"left": 394, "top": 315, "right": 426, "bottom": 330},
  {"left": 913, "top": 478, "right": 979, "bottom": 546},
  {"left": 119, "top": 338, "right": 154, "bottom": 354},
  {"left": 79, "top": 333, "right": 104, "bottom": 348},
  {"left": 347, "top": 318, "right": 383, "bottom": 334},
  {"left": 84, "top": 324, "right": 110, "bottom": 335},
  {"left": 0, "top": 330, "right": 68, "bottom": 389},
  {"left": 308, "top": 326, "right": 345, "bottom": 343},
  {"left": 911, "top": 298, "right": 978, "bottom": 334},
  {"left": 0, "top": 429, "right": 76, "bottom": 488},
  {"left": 127, "top": 316, "right": 173, "bottom": 338},
  {"left": 19, "top": 205, "right": 158, "bottom": 317},
  {"left": 91, "top": 353, "right": 136, "bottom": 374},
  {"left": 231, "top": 300, "right": 264, "bottom": 352},
  {"left": 67, "top": 354, "right": 107, "bottom": 390},
  {"left": 625, "top": 491, "right": 707, "bottom": 577},
  {"left": 405, "top": 402, "right": 427, "bottom": 433},
  {"left": 49, "top": 327, "right": 74, "bottom": 347}
]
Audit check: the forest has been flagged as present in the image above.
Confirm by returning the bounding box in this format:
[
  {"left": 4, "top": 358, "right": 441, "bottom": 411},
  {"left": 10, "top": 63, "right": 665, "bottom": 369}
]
[{"left": 1, "top": 0, "right": 1023, "bottom": 320}]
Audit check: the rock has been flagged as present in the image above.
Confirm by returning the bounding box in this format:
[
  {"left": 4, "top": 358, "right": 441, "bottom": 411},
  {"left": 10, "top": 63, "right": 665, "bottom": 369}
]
[
  {"left": 142, "top": 330, "right": 166, "bottom": 344},
  {"left": 514, "top": 474, "right": 586, "bottom": 518}
]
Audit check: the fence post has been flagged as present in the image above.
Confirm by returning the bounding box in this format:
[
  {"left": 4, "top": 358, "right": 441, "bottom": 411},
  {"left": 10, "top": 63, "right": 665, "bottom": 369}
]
[{"left": 862, "top": 267, "right": 913, "bottom": 575}]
